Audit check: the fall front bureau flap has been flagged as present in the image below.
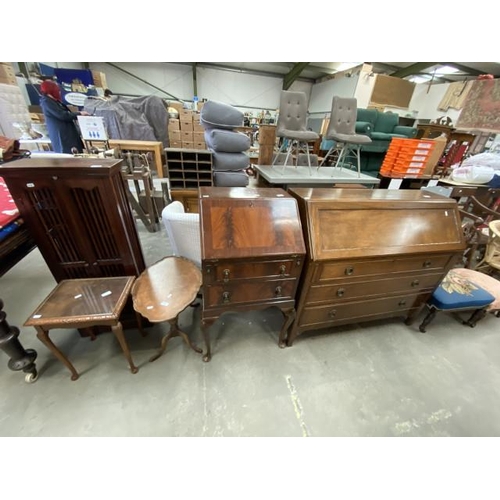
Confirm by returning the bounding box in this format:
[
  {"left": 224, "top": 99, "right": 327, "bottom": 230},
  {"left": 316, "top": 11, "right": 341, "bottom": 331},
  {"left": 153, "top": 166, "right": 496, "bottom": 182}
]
[
  {"left": 199, "top": 187, "right": 306, "bottom": 261},
  {"left": 288, "top": 188, "right": 466, "bottom": 261}
]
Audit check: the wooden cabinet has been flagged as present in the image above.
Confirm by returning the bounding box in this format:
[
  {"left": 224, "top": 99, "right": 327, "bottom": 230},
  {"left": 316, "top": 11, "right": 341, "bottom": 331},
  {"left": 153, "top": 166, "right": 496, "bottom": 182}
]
[
  {"left": 287, "top": 188, "right": 466, "bottom": 345},
  {"left": 170, "top": 188, "right": 200, "bottom": 213},
  {"left": 199, "top": 186, "right": 306, "bottom": 361},
  {"left": 416, "top": 123, "right": 453, "bottom": 141},
  {"left": 0, "top": 158, "right": 146, "bottom": 282}
]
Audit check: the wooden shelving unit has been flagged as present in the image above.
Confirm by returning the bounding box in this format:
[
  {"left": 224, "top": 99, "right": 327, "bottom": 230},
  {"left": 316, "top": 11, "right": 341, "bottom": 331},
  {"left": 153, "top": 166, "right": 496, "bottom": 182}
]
[{"left": 165, "top": 148, "right": 213, "bottom": 189}]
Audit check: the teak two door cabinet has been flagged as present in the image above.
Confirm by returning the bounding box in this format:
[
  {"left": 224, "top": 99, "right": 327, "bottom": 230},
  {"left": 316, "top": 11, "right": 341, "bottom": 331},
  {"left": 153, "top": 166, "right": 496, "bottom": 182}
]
[
  {"left": 0, "top": 158, "right": 146, "bottom": 282},
  {"left": 199, "top": 187, "right": 306, "bottom": 361},
  {"left": 287, "top": 188, "right": 466, "bottom": 345}
]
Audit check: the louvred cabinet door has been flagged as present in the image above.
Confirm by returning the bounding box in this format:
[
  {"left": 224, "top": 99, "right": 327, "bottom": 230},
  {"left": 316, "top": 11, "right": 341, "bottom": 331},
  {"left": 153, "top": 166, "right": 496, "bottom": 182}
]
[{"left": 2, "top": 158, "right": 145, "bottom": 283}]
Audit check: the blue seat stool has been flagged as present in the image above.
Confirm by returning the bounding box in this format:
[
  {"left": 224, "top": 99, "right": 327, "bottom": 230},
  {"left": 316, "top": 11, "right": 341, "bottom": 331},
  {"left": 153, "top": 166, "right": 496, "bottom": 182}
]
[{"left": 419, "top": 268, "right": 496, "bottom": 333}]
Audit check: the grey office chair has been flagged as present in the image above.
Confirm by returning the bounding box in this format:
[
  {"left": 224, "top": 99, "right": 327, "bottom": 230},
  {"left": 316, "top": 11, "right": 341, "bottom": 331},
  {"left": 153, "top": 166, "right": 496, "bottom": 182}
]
[
  {"left": 272, "top": 90, "right": 319, "bottom": 175},
  {"left": 319, "top": 96, "right": 372, "bottom": 177}
]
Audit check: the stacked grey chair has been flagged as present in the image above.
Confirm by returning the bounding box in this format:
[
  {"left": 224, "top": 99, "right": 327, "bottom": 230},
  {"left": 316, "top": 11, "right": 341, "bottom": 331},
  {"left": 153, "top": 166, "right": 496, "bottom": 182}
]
[{"left": 200, "top": 100, "right": 251, "bottom": 187}]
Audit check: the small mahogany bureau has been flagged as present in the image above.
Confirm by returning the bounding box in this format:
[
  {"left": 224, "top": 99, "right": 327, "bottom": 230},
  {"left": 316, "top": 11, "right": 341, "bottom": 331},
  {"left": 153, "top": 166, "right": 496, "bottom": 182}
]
[
  {"left": 199, "top": 187, "right": 306, "bottom": 361},
  {"left": 287, "top": 188, "right": 466, "bottom": 345}
]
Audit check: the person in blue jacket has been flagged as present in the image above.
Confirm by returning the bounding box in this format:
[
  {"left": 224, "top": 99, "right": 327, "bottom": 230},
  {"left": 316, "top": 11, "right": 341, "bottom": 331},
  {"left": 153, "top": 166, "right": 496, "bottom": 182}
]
[{"left": 39, "top": 79, "right": 89, "bottom": 154}]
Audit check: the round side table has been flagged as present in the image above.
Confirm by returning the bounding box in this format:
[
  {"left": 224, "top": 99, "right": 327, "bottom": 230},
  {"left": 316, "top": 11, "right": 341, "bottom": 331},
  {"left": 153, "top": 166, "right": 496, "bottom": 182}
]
[{"left": 131, "top": 256, "right": 203, "bottom": 362}]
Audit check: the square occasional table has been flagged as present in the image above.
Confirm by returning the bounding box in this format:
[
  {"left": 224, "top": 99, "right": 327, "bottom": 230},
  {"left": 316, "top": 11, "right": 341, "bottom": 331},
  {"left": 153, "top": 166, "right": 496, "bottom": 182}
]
[{"left": 24, "top": 276, "right": 139, "bottom": 381}]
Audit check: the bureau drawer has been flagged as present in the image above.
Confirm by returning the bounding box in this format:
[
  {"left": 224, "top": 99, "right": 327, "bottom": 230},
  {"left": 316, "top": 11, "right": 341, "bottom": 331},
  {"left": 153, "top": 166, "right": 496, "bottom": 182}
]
[
  {"left": 307, "top": 272, "right": 443, "bottom": 304},
  {"left": 204, "top": 278, "right": 296, "bottom": 308},
  {"left": 204, "top": 258, "right": 303, "bottom": 283},
  {"left": 299, "top": 292, "right": 428, "bottom": 328},
  {"left": 316, "top": 255, "right": 451, "bottom": 282}
]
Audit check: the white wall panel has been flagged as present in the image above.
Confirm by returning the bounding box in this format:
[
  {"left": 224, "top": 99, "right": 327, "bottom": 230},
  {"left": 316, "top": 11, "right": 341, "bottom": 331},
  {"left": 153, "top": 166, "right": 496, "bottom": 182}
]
[
  {"left": 410, "top": 82, "right": 462, "bottom": 123},
  {"left": 88, "top": 63, "right": 312, "bottom": 112},
  {"left": 355, "top": 70, "right": 377, "bottom": 108},
  {"left": 197, "top": 67, "right": 283, "bottom": 109},
  {"left": 90, "top": 62, "right": 194, "bottom": 101},
  {"left": 39, "top": 62, "right": 85, "bottom": 70},
  {"left": 308, "top": 75, "right": 358, "bottom": 114}
]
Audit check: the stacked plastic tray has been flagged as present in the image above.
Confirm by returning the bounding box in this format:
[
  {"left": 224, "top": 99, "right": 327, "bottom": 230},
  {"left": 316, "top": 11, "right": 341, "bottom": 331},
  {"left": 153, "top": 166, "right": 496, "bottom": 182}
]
[{"left": 380, "top": 138, "right": 436, "bottom": 178}]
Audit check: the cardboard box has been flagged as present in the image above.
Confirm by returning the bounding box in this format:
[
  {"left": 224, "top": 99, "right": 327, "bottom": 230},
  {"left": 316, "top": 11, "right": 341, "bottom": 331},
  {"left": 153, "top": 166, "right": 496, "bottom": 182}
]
[
  {"left": 170, "top": 140, "right": 182, "bottom": 148},
  {"left": 193, "top": 123, "right": 205, "bottom": 133},
  {"left": 192, "top": 113, "right": 200, "bottom": 123},
  {"left": 181, "top": 131, "right": 194, "bottom": 142},
  {"left": 194, "top": 142, "right": 206, "bottom": 150},
  {"left": 194, "top": 132, "right": 205, "bottom": 143},
  {"left": 182, "top": 141, "right": 195, "bottom": 149},
  {"left": 168, "top": 119, "right": 180, "bottom": 130},
  {"left": 180, "top": 120, "right": 193, "bottom": 131},
  {"left": 0, "top": 63, "right": 15, "bottom": 79},
  {"left": 423, "top": 136, "right": 448, "bottom": 176},
  {"left": 169, "top": 130, "right": 181, "bottom": 142},
  {"left": 92, "top": 70, "right": 108, "bottom": 89},
  {"left": 0, "top": 76, "right": 17, "bottom": 86},
  {"left": 30, "top": 113, "right": 44, "bottom": 123},
  {"left": 179, "top": 110, "right": 192, "bottom": 120}
]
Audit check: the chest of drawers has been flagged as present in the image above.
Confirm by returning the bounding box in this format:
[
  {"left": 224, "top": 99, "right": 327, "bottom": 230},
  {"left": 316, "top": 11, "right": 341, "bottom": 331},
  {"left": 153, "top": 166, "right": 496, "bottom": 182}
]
[
  {"left": 287, "top": 188, "right": 466, "bottom": 345},
  {"left": 199, "top": 187, "right": 306, "bottom": 361}
]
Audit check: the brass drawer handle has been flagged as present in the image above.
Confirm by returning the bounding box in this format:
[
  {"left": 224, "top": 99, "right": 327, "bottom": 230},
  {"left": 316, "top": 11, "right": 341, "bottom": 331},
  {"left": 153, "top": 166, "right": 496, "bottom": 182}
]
[
  {"left": 222, "top": 291, "right": 230, "bottom": 303},
  {"left": 423, "top": 260, "right": 432, "bottom": 268},
  {"left": 279, "top": 264, "right": 287, "bottom": 276},
  {"left": 223, "top": 269, "right": 230, "bottom": 283},
  {"left": 399, "top": 300, "right": 407, "bottom": 306},
  {"left": 345, "top": 266, "right": 354, "bottom": 276},
  {"left": 337, "top": 288, "right": 345, "bottom": 297},
  {"left": 275, "top": 286, "right": 283, "bottom": 297},
  {"left": 295, "top": 259, "right": 301, "bottom": 267},
  {"left": 328, "top": 309, "right": 337, "bottom": 318},
  {"left": 411, "top": 279, "right": 420, "bottom": 287}
]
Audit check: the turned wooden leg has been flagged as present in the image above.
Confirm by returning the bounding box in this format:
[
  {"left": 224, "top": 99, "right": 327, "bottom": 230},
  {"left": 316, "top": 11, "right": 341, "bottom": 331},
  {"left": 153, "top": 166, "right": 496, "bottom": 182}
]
[
  {"left": 463, "top": 308, "right": 488, "bottom": 327},
  {"left": 150, "top": 317, "right": 203, "bottom": 362},
  {"left": 201, "top": 319, "right": 216, "bottom": 362},
  {"left": 279, "top": 307, "right": 296, "bottom": 348},
  {"left": 419, "top": 307, "right": 437, "bottom": 333},
  {"left": 35, "top": 326, "right": 79, "bottom": 381},
  {"left": 169, "top": 318, "right": 203, "bottom": 354},
  {"left": 0, "top": 300, "right": 38, "bottom": 382},
  {"left": 111, "top": 321, "right": 138, "bottom": 374},
  {"left": 286, "top": 320, "right": 301, "bottom": 346},
  {"left": 149, "top": 327, "right": 175, "bottom": 363}
]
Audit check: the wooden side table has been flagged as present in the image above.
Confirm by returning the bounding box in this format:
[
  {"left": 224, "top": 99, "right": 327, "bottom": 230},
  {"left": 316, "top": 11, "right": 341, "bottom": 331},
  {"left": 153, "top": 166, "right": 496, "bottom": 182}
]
[
  {"left": 131, "top": 256, "right": 203, "bottom": 362},
  {"left": 24, "top": 277, "right": 140, "bottom": 381}
]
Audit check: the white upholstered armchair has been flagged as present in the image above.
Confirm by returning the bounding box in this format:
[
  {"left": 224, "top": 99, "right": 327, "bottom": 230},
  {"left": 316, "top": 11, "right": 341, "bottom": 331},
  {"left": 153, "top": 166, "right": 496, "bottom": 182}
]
[{"left": 161, "top": 201, "right": 201, "bottom": 267}]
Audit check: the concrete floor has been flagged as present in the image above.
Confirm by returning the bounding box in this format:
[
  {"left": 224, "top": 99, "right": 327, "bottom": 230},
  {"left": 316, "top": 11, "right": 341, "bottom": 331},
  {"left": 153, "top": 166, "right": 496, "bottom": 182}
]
[{"left": 2, "top": 218, "right": 500, "bottom": 437}]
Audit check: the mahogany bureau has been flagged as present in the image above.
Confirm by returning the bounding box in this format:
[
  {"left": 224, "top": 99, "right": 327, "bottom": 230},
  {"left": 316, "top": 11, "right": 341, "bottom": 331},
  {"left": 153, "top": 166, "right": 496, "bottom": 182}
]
[
  {"left": 287, "top": 188, "right": 466, "bottom": 345},
  {"left": 199, "top": 187, "right": 306, "bottom": 361}
]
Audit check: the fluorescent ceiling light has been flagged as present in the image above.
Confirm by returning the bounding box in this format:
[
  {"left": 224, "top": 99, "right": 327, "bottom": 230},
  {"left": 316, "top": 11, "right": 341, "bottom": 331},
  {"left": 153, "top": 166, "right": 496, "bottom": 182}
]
[
  {"left": 336, "top": 62, "right": 362, "bottom": 72},
  {"left": 409, "top": 75, "right": 432, "bottom": 83},
  {"left": 434, "top": 65, "right": 460, "bottom": 75}
]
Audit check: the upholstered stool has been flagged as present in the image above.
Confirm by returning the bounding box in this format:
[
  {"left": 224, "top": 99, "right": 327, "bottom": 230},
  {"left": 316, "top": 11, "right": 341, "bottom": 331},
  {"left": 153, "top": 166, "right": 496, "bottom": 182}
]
[{"left": 419, "top": 268, "right": 500, "bottom": 332}]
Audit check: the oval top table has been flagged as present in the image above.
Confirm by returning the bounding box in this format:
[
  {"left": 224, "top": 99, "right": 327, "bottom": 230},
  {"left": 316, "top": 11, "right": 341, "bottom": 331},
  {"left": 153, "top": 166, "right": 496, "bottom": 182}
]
[{"left": 131, "top": 256, "right": 203, "bottom": 362}]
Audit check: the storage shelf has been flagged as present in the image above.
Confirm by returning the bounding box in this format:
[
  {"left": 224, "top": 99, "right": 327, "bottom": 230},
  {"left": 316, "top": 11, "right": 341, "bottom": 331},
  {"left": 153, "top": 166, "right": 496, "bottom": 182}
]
[{"left": 165, "top": 148, "right": 213, "bottom": 189}]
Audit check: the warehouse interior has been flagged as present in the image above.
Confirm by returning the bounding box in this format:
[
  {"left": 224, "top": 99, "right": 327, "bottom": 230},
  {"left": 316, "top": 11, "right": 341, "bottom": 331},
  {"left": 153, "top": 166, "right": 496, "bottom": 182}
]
[{"left": 1, "top": 21, "right": 499, "bottom": 499}]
